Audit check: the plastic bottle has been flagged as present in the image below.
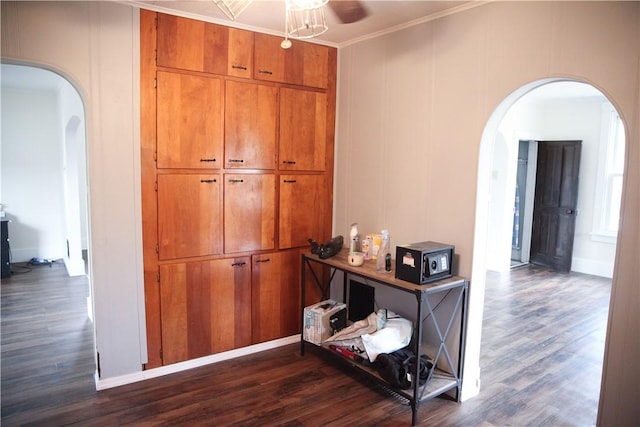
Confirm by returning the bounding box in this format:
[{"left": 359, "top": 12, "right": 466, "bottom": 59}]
[
  {"left": 349, "top": 223, "right": 359, "bottom": 253},
  {"left": 376, "top": 229, "right": 392, "bottom": 273}
]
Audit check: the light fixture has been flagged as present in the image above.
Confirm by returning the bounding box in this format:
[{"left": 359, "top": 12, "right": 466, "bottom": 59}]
[
  {"left": 281, "top": 0, "right": 328, "bottom": 48},
  {"left": 287, "top": 0, "right": 329, "bottom": 39},
  {"left": 212, "top": 0, "right": 253, "bottom": 21}
]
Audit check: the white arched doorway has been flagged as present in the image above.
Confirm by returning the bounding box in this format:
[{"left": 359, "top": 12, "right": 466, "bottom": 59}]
[
  {"left": 0, "top": 60, "right": 95, "bottom": 342},
  {"left": 465, "top": 78, "right": 624, "bottom": 405},
  {"left": 1, "top": 63, "right": 89, "bottom": 278}
]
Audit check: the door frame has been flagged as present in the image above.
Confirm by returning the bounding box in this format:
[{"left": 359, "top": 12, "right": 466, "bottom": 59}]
[{"left": 511, "top": 139, "right": 538, "bottom": 265}]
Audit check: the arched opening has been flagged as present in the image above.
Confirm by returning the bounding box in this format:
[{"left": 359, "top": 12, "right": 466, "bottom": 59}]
[
  {"left": 466, "top": 78, "right": 624, "bottom": 418},
  {"left": 0, "top": 61, "right": 96, "bottom": 373}
]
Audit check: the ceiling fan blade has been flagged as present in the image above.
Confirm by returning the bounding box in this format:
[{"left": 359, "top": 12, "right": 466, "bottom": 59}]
[{"left": 328, "top": 0, "right": 369, "bottom": 24}]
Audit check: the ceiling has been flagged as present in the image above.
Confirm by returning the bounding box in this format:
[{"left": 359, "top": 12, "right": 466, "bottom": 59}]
[
  {"left": 127, "top": 0, "right": 475, "bottom": 47},
  {"left": 525, "top": 81, "right": 605, "bottom": 101},
  {"left": 1, "top": 64, "right": 64, "bottom": 91}
]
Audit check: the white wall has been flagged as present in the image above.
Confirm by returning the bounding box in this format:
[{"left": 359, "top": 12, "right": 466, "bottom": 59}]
[
  {"left": 485, "top": 129, "right": 515, "bottom": 271},
  {"left": 531, "top": 98, "right": 617, "bottom": 277},
  {"left": 1, "top": 86, "right": 66, "bottom": 262},
  {"left": 487, "top": 94, "right": 618, "bottom": 277},
  {"left": 336, "top": 2, "right": 639, "bottom": 425},
  {"left": 1, "top": 65, "right": 88, "bottom": 277},
  {"left": 1, "top": 1, "right": 145, "bottom": 380},
  {"left": 59, "top": 75, "right": 89, "bottom": 275}
]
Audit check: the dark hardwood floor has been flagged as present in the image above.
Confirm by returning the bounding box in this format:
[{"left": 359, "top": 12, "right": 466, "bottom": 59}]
[{"left": 1, "top": 262, "right": 610, "bottom": 426}]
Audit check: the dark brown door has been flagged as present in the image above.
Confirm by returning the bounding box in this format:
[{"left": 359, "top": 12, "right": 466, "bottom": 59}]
[{"left": 530, "top": 141, "right": 581, "bottom": 271}]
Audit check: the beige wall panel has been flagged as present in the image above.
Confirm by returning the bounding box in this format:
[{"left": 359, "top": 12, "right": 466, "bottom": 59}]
[
  {"left": 1, "top": 1, "right": 145, "bottom": 380},
  {"left": 336, "top": 2, "right": 639, "bottom": 424}
]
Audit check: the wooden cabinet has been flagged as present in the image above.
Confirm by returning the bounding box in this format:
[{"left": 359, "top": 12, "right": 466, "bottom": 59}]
[
  {"left": 157, "top": 173, "right": 222, "bottom": 260},
  {"left": 254, "top": 33, "right": 329, "bottom": 89},
  {"left": 279, "top": 87, "right": 327, "bottom": 171},
  {"left": 251, "top": 249, "right": 303, "bottom": 343},
  {"left": 224, "top": 81, "right": 277, "bottom": 169},
  {"left": 224, "top": 174, "right": 275, "bottom": 253},
  {"left": 157, "top": 13, "right": 253, "bottom": 78},
  {"left": 279, "top": 174, "right": 327, "bottom": 249},
  {"left": 160, "top": 257, "right": 251, "bottom": 364},
  {"left": 156, "top": 71, "right": 223, "bottom": 169},
  {"left": 142, "top": 10, "right": 335, "bottom": 368}
]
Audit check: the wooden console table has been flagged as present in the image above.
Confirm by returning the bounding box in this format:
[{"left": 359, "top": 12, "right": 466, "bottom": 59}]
[{"left": 301, "top": 248, "right": 468, "bottom": 425}]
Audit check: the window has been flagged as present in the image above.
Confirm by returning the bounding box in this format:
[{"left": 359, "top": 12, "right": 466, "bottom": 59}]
[{"left": 592, "top": 105, "right": 625, "bottom": 242}]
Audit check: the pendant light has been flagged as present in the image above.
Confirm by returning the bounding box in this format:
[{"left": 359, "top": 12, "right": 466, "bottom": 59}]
[
  {"left": 284, "top": 0, "right": 328, "bottom": 41},
  {"left": 212, "top": 0, "right": 253, "bottom": 21}
]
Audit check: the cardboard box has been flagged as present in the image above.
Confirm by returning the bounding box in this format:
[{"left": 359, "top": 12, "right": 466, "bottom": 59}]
[{"left": 303, "top": 300, "right": 347, "bottom": 345}]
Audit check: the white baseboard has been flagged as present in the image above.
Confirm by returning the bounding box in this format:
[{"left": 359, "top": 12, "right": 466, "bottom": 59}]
[
  {"left": 95, "top": 335, "right": 300, "bottom": 391},
  {"left": 63, "top": 256, "right": 86, "bottom": 276},
  {"left": 9, "top": 247, "right": 63, "bottom": 264},
  {"left": 571, "top": 257, "right": 613, "bottom": 278}
]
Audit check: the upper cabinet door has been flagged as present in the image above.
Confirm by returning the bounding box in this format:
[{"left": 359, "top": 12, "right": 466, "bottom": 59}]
[
  {"left": 224, "top": 81, "right": 277, "bottom": 169},
  {"left": 253, "top": 33, "right": 285, "bottom": 84},
  {"left": 279, "top": 87, "right": 327, "bottom": 171},
  {"left": 157, "top": 13, "right": 253, "bottom": 78},
  {"left": 253, "top": 33, "right": 328, "bottom": 89},
  {"left": 227, "top": 28, "right": 254, "bottom": 79},
  {"left": 156, "top": 71, "right": 223, "bottom": 169},
  {"left": 299, "top": 41, "right": 329, "bottom": 89}
]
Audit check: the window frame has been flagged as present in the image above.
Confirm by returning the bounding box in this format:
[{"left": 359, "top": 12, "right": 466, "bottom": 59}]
[{"left": 591, "top": 103, "right": 625, "bottom": 244}]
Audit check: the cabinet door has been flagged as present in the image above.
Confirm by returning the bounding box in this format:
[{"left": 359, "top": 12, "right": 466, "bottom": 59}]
[
  {"left": 254, "top": 33, "right": 328, "bottom": 89},
  {"left": 157, "top": 71, "right": 223, "bottom": 169},
  {"left": 157, "top": 13, "right": 252, "bottom": 77},
  {"left": 160, "top": 257, "right": 251, "bottom": 365},
  {"left": 224, "top": 174, "right": 275, "bottom": 253},
  {"left": 224, "top": 81, "right": 277, "bottom": 169},
  {"left": 227, "top": 28, "right": 253, "bottom": 79},
  {"left": 252, "top": 249, "right": 302, "bottom": 343},
  {"left": 253, "top": 33, "right": 286, "bottom": 84},
  {"left": 279, "top": 174, "right": 326, "bottom": 249},
  {"left": 299, "top": 42, "right": 329, "bottom": 89},
  {"left": 279, "top": 87, "right": 327, "bottom": 171},
  {"left": 157, "top": 174, "right": 222, "bottom": 260}
]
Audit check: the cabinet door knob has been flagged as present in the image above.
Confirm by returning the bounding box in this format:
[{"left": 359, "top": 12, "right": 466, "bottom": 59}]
[
  {"left": 282, "top": 160, "right": 296, "bottom": 165},
  {"left": 283, "top": 179, "right": 297, "bottom": 183},
  {"left": 255, "top": 258, "right": 271, "bottom": 263},
  {"left": 231, "top": 65, "right": 247, "bottom": 70},
  {"left": 258, "top": 70, "right": 273, "bottom": 75},
  {"left": 228, "top": 179, "right": 244, "bottom": 183},
  {"left": 200, "top": 179, "right": 217, "bottom": 183},
  {"left": 231, "top": 261, "right": 246, "bottom": 267},
  {"left": 228, "top": 159, "right": 245, "bottom": 163},
  {"left": 200, "top": 158, "right": 217, "bottom": 163}
]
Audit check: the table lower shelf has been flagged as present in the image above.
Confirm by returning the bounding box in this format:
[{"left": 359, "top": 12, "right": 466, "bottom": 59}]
[{"left": 305, "top": 341, "right": 459, "bottom": 404}]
